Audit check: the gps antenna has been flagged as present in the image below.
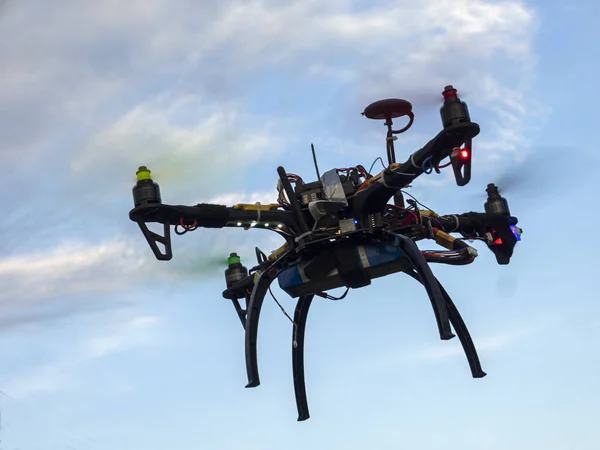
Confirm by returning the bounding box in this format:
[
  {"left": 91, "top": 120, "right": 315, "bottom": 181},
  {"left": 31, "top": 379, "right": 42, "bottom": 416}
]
[{"left": 311, "top": 143, "right": 321, "bottom": 180}]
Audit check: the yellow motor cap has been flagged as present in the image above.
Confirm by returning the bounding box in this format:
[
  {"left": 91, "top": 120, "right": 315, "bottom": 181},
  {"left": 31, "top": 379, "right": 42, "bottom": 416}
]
[{"left": 136, "top": 166, "right": 152, "bottom": 181}]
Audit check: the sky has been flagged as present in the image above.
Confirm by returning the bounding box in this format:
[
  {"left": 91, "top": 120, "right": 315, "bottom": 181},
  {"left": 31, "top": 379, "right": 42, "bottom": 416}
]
[{"left": 0, "top": 0, "right": 599, "bottom": 448}]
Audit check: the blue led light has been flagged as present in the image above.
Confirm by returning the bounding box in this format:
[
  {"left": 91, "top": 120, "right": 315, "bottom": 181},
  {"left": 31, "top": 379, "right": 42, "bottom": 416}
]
[{"left": 510, "top": 225, "right": 522, "bottom": 241}]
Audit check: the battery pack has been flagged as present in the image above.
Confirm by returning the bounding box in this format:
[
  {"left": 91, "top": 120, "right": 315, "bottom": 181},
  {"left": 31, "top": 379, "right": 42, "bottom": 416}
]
[{"left": 276, "top": 242, "right": 412, "bottom": 297}]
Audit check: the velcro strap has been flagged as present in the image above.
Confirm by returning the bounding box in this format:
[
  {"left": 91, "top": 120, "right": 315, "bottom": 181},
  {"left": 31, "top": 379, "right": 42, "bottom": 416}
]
[{"left": 334, "top": 245, "right": 371, "bottom": 289}]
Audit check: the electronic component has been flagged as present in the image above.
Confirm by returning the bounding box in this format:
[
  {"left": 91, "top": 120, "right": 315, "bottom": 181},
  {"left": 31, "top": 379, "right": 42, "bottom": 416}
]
[
  {"left": 367, "top": 213, "right": 383, "bottom": 229},
  {"left": 339, "top": 218, "right": 357, "bottom": 233},
  {"left": 433, "top": 229, "right": 456, "bottom": 250},
  {"left": 308, "top": 200, "right": 345, "bottom": 225},
  {"left": 295, "top": 180, "right": 324, "bottom": 205}
]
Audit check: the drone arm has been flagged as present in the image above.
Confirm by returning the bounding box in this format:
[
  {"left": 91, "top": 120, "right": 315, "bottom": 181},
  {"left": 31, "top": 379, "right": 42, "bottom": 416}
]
[
  {"left": 292, "top": 294, "right": 314, "bottom": 422},
  {"left": 129, "top": 203, "right": 300, "bottom": 260},
  {"left": 404, "top": 269, "right": 486, "bottom": 378},
  {"left": 423, "top": 212, "right": 521, "bottom": 265},
  {"left": 350, "top": 121, "right": 480, "bottom": 217},
  {"left": 385, "top": 230, "right": 454, "bottom": 340},
  {"left": 130, "top": 203, "right": 299, "bottom": 229}
]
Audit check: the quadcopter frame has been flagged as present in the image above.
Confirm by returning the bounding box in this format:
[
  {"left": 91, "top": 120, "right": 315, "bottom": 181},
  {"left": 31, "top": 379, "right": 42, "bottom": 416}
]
[{"left": 129, "top": 86, "right": 522, "bottom": 421}]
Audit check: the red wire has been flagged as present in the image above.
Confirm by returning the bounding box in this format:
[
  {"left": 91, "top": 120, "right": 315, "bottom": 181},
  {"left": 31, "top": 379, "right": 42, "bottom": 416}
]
[{"left": 179, "top": 217, "right": 198, "bottom": 230}]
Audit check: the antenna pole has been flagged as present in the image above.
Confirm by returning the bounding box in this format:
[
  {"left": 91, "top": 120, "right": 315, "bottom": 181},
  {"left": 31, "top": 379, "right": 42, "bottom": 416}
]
[
  {"left": 385, "top": 118, "right": 396, "bottom": 165},
  {"left": 311, "top": 143, "right": 321, "bottom": 180}
]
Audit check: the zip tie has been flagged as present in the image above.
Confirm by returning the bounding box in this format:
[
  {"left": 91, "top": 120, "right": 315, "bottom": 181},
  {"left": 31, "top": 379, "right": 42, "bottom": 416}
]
[
  {"left": 255, "top": 202, "right": 262, "bottom": 222},
  {"left": 450, "top": 215, "right": 459, "bottom": 232},
  {"left": 295, "top": 231, "right": 313, "bottom": 243},
  {"left": 381, "top": 174, "right": 414, "bottom": 189},
  {"left": 410, "top": 154, "right": 419, "bottom": 168}
]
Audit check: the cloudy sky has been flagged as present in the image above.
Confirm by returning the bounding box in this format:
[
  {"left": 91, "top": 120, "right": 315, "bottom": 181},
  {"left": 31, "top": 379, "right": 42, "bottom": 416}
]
[{"left": 0, "top": 0, "right": 598, "bottom": 448}]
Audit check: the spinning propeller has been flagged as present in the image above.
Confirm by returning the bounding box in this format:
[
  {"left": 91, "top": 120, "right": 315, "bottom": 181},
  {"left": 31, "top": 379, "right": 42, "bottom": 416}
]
[
  {"left": 408, "top": 86, "right": 472, "bottom": 111},
  {"left": 466, "top": 144, "right": 599, "bottom": 209}
]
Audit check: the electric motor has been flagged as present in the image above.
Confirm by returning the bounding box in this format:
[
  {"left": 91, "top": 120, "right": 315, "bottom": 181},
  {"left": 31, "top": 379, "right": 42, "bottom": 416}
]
[
  {"left": 484, "top": 183, "right": 511, "bottom": 216},
  {"left": 225, "top": 253, "right": 248, "bottom": 288},
  {"left": 440, "top": 85, "right": 471, "bottom": 128},
  {"left": 132, "top": 166, "right": 162, "bottom": 207}
]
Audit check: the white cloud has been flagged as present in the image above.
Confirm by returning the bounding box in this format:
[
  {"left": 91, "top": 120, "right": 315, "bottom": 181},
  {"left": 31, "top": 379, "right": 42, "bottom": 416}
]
[
  {"left": 83, "top": 315, "right": 161, "bottom": 358},
  {"left": 0, "top": 241, "right": 130, "bottom": 278},
  {"left": 67, "top": 97, "right": 287, "bottom": 205},
  {"left": 1, "top": 314, "right": 162, "bottom": 399},
  {"left": 207, "top": 190, "right": 278, "bottom": 206},
  {"left": 0, "top": 240, "right": 144, "bottom": 294},
  {"left": 0, "top": 239, "right": 158, "bottom": 330},
  {"left": 0, "top": 0, "right": 541, "bottom": 169},
  {"left": 1, "top": 362, "right": 74, "bottom": 398}
]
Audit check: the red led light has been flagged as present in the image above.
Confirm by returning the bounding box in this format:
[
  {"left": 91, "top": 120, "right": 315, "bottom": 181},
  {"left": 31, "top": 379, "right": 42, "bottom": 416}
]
[
  {"left": 493, "top": 238, "right": 503, "bottom": 245},
  {"left": 459, "top": 149, "right": 469, "bottom": 160}
]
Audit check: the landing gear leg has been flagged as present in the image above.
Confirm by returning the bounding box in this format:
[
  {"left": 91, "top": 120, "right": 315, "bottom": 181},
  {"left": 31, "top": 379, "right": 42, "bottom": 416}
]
[
  {"left": 291, "top": 294, "right": 314, "bottom": 421},
  {"left": 244, "top": 271, "right": 273, "bottom": 388},
  {"left": 405, "top": 269, "right": 486, "bottom": 378}
]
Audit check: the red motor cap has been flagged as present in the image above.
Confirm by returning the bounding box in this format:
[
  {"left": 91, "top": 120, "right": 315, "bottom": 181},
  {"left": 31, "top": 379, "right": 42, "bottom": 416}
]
[{"left": 442, "top": 85, "right": 458, "bottom": 101}]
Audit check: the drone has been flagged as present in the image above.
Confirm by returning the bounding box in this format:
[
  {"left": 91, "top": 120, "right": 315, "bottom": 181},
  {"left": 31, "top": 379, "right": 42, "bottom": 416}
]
[{"left": 129, "top": 85, "right": 522, "bottom": 421}]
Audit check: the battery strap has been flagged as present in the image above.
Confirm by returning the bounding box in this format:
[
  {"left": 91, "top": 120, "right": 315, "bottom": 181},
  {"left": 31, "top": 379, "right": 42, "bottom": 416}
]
[
  {"left": 303, "top": 245, "right": 370, "bottom": 288},
  {"left": 304, "top": 249, "right": 336, "bottom": 280},
  {"left": 334, "top": 245, "right": 371, "bottom": 288}
]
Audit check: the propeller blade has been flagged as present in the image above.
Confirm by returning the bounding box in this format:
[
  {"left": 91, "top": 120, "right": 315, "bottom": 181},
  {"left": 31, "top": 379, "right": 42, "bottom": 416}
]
[
  {"left": 161, "top": 253, "right": 230, "bottom": 281},
  {"left": 466, "top": 144, "right": 599, "bottom": 206},
  {"left": 158, "top": 236, "right": 273, "bottom": 282},
  {"left": 410, "top": 88, "right": 471, "bottom": 112},
  {"left": 131, "top": 162, "right": 199, "bottom": 185}
]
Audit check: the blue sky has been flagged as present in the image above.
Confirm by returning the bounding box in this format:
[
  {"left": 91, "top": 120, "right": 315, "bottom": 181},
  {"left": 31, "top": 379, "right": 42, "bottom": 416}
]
[{"left": 0, "top": 0, "right": 598, "bottom": 448}]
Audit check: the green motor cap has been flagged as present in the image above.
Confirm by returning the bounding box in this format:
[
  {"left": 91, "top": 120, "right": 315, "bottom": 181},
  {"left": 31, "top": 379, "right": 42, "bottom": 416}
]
[{"left": 228, "top": 252, "right": 241, "bottom": 265}]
